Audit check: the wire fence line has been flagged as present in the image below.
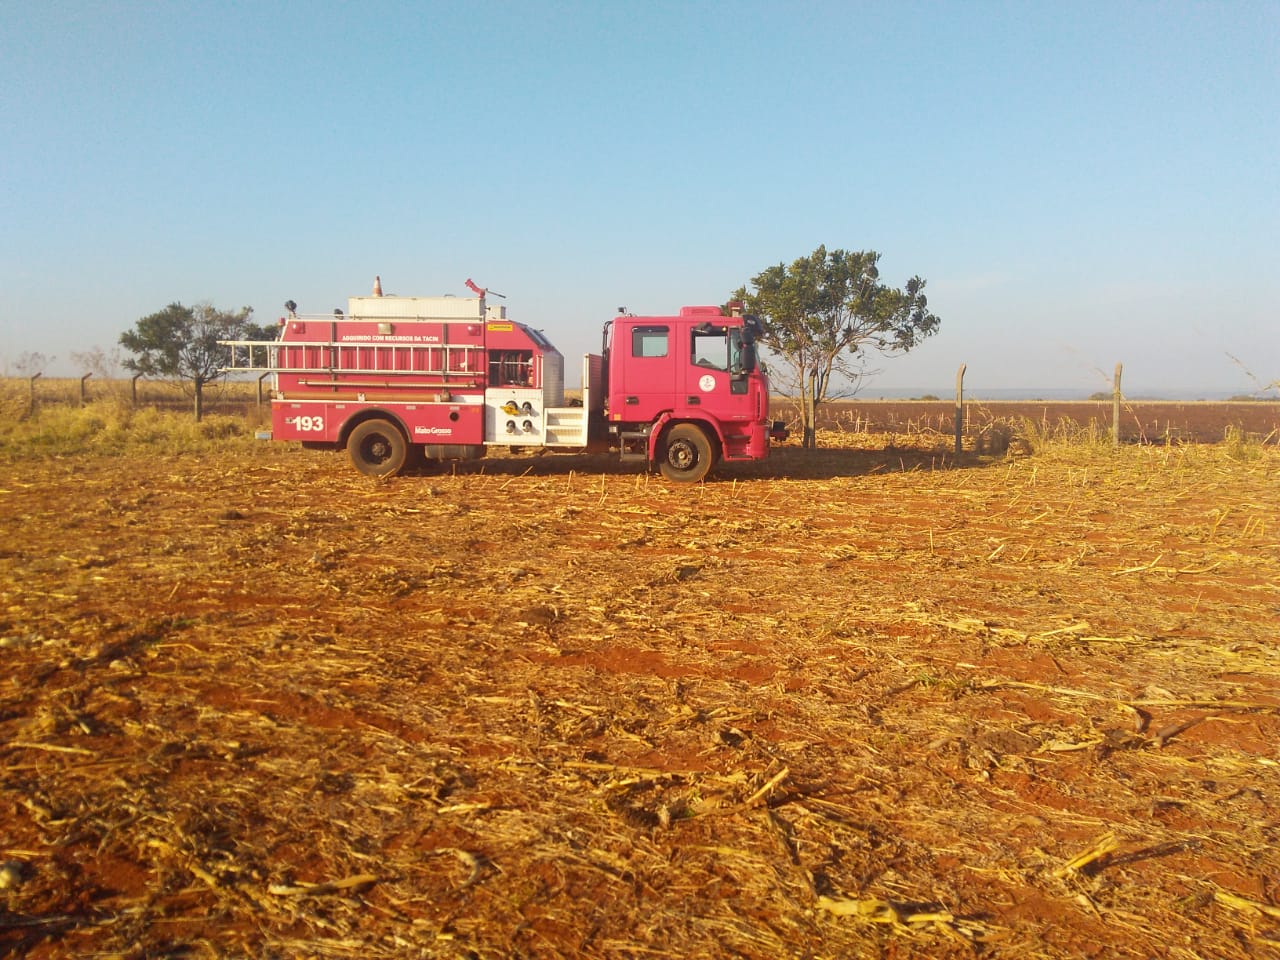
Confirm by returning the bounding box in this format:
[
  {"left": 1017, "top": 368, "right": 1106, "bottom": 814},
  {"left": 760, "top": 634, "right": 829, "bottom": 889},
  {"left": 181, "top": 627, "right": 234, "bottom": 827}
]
[{"left": 6, "top": 375, "right": 1279, "bottom": 448}]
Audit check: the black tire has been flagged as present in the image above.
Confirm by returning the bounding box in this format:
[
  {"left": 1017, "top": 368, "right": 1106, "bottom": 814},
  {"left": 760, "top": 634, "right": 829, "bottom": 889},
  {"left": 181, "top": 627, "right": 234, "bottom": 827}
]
[
  {"left": 659, "top": 423, "right": 715, "bottom": 483},
  {"left": 347, "top": 419, "right": 408, "bottom": 477}
]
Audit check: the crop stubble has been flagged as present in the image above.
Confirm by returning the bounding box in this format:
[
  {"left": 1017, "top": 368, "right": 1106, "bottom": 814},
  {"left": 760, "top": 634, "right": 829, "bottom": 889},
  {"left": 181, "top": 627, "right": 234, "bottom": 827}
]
[{"left": 1, "top": 437, "right": 1278, "bottom": 958}]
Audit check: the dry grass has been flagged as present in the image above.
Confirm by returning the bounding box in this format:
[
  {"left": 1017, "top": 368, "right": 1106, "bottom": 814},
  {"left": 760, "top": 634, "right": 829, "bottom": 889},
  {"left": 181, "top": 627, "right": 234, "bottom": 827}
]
[
  {"left": 0, "top": 377, "right": 267, "bottom": 431},
  {"left": 1, "top": 419, "right": 1278, "bottom": 957},
  {"left": 0, "top": 379, "right": 267, "bottom": 459}
]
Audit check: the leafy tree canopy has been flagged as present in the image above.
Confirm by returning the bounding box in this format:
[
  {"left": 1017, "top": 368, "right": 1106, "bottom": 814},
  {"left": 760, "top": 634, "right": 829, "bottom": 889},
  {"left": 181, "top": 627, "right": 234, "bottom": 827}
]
[
  {"left": 119, "top": 302, "right": 272, "bottom": 420},
  {"left": 734, "top": 245, "right": 940, "bottom": 447}
]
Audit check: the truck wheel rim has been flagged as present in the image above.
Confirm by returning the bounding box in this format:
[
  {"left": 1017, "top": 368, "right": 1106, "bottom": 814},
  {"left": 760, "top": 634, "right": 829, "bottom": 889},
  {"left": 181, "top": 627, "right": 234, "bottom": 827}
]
[{"left": 669, "top": 440, "right": 696, "bottom": 469}]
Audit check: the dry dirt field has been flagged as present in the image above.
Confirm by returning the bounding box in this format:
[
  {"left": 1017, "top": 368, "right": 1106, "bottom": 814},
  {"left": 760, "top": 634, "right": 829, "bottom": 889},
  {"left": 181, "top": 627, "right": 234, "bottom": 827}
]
[{"left": 2, "top": 434, "right": 1278, "bottom": 959}]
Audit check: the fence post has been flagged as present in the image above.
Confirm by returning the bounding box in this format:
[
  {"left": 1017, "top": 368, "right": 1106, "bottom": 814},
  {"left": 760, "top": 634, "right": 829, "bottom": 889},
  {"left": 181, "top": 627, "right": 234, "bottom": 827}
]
[
  {"left": 954, "top": 363, "right": 966, "bottom": 456},
  {"left": 28, "top": 372, "right": 42, "bottom": 418},
  {"left": 1112, "top": 362, "right": 1123, "bottom": 449},
  {"left": 132, "top": 373, "right": 143, "bottom": 407},
  {"left": 80, "top": 372, "right": 93, "bottom": 407}
]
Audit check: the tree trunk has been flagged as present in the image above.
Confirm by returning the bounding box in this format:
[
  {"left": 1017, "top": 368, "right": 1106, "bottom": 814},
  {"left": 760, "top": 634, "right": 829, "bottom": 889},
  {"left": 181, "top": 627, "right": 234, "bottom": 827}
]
[
  {"left": 194, "top": 378, "right": 204, "bottom": 422},
  {"left": 802, "top": 372, "right": 817, "bottom": 449}
]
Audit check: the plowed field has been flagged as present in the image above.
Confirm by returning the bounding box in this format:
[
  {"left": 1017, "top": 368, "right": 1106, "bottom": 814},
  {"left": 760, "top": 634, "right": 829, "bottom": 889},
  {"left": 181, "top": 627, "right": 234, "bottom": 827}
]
[
  {"left": 806, "top": 399, "right": 1280, "bottom": 445},
  {"left": 2, "top": 437, "right": 1278, "bottom": 958}
]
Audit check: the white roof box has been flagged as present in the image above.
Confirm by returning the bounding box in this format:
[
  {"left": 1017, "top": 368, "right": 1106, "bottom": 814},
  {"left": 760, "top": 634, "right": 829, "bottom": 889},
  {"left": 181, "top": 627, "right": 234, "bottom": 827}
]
[{"left": 348, "top": 295, "right": 498, "bottom": 320}]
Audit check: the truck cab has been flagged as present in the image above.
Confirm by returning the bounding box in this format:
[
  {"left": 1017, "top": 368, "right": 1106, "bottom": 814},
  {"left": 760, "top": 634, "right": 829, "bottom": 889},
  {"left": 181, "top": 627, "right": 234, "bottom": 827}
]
[{"left": 603, "top": 304, "right": 786, "bottom": 481}]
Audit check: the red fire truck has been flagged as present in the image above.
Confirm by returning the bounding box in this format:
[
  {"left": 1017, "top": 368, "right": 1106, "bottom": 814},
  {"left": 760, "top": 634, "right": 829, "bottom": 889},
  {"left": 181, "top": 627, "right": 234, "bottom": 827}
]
[{"left": 224, "top": 279, "right": 787, "bottom": 482}]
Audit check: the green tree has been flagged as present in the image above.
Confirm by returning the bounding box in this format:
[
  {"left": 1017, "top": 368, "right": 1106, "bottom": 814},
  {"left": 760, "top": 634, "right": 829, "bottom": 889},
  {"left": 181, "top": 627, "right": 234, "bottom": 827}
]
[
  {"left": 120, "top": 302, "right": 272, "bottom": 421},
  {"left": 734, "top": 245, "right": 940, "bottom": 448}
]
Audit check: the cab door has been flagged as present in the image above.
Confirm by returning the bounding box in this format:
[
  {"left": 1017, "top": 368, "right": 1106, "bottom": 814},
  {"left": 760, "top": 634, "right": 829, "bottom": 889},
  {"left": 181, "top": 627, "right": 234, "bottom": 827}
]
[
  {"left": 685, "top": 323, "right": 739, "bottom": 415},
  {"left": 619, "top": 321, "right": 678, "bottom": 422}
]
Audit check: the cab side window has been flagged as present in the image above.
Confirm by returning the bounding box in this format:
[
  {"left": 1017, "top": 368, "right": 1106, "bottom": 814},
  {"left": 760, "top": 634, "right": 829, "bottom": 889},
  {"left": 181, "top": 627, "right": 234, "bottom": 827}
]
[
  {"left": 691, "top": 328, "right": 728, "bottom": 369},
  {"left": 632, "top": 325, "right": 669, "bottom": 358}
]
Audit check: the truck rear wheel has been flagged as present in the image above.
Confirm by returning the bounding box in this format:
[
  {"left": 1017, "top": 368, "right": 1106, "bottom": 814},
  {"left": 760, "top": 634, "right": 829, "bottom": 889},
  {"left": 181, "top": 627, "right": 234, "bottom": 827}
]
[
  {"left": 348, "top": 419, "right": 408, "bottom": 477},
  {"left": 659, "top": 423, "right": 715, "bottom": 483}
]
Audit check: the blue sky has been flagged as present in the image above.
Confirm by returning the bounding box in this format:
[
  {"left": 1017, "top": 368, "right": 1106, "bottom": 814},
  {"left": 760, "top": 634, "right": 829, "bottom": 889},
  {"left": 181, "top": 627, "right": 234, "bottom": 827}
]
[{"left": 2, "top": 1, "right": 1277, "bottom": 396}]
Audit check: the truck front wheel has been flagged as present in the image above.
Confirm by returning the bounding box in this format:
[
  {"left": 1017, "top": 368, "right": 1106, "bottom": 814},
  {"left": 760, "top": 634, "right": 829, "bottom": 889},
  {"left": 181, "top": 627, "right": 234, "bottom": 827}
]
[
  {"left": 347, "top": 419, "right": 408, "bottom": 477},
  {"left": 660, "top": 423, "right": 715, "bottom": 483}
]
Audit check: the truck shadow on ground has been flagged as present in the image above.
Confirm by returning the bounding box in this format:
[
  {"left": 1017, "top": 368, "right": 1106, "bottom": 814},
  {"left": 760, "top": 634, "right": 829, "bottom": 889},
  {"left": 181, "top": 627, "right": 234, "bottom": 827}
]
[
  {"left": 731, "top": 444, "right": 1000, "bottom": 480},
  {"left": 408, "top": 444, "right": 1001, "bottom": 482}
]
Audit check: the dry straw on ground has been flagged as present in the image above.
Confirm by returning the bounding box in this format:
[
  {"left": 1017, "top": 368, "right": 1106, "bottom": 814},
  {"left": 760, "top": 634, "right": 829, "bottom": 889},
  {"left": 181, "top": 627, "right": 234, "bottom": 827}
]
[{"left": 1, "top": 424, "right": 1278, "bottom": 958}]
